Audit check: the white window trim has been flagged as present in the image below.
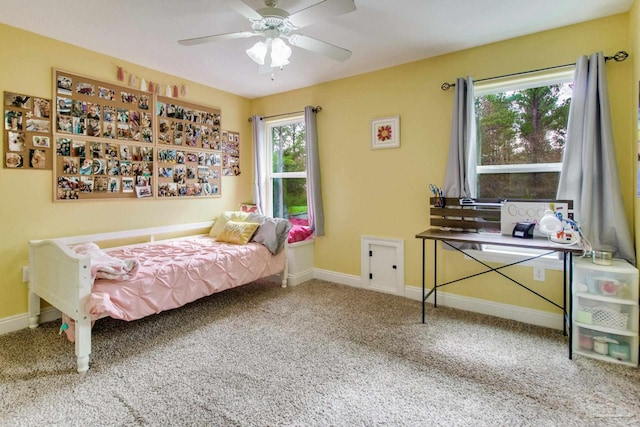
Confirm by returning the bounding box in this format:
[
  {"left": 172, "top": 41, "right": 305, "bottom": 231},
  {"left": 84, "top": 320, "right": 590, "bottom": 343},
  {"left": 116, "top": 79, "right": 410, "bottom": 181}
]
[
  {"left": 477, "top": 162, "right": 562, "bottom": 174},
  {"left": 474, "top": 68, "right": 574, "bottom": 95},
  {"left": 270, "top": 171, "right": 306, "bottom": 179},
  {"left": 264, "top": 115, "right": 306, "bottom": 218}
]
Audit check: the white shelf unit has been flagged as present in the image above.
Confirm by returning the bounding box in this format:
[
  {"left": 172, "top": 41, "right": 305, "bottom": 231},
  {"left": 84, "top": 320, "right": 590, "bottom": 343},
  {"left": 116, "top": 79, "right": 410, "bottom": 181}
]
[{"left": 573, "top": 257, "right": 638, "bottom": 367}]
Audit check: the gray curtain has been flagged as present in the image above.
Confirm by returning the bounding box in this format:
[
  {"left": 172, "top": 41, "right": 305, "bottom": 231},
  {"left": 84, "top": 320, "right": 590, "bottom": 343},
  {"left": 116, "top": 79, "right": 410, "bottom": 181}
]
[
  {"left": 557, "top": 53, "right": 635, "bottom": 264},
  {"left": 443, "top": 77, "right": 477, "bottom": 198},
  {"left": 442, "top": 77, "right": 478, "bottom": 250},
  {"left": 251, "top": 115, "right": 266, "bottom": 214},
  {"left": 305, "top": 106, "right": 324, "bottom": 236}
]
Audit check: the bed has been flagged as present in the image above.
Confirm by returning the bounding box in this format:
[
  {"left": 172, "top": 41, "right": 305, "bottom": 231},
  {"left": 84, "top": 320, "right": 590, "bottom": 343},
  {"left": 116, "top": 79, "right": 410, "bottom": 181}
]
[{"left": 28, "top": 213, "right": 291, "bottom": 372}]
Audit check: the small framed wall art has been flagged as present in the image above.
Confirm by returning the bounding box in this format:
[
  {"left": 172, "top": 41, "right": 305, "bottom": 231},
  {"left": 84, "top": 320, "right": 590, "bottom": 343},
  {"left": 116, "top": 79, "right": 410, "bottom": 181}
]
[{"left": 371, "top": 116, "right": 400, "bottom": 149}]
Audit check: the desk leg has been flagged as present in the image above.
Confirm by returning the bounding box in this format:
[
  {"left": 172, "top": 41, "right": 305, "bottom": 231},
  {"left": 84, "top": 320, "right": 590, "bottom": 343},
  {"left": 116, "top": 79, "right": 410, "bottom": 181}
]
[
  {"left": 422, "top": 240, "right": 438, "bottom": 323},
  {"left": 563, "top": 252, "right": 567, "bottom": 336},
  {"left": 422, "top": 239, "right": 425, "bottom": 324},
  {"left": 433, "top": 240, "right": 438, "bottom": 308},
  {"left": 562, "top": 251, "right": 574, "bottom": 359},
  {"left": 568, "top": 252, "right": 573, "bottom": 360}
]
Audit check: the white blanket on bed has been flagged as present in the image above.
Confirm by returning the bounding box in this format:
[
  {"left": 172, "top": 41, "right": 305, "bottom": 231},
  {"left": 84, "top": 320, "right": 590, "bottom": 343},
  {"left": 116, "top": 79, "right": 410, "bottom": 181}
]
[{"left": 71, "top": 242, "right": 139, "bottom": 281}]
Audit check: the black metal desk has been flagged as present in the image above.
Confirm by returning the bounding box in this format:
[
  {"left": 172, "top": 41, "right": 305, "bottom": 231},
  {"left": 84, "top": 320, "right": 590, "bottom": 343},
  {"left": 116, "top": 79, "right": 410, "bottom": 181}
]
[{"left": 415, "top": 229, "right": 584, "bottom": 359}]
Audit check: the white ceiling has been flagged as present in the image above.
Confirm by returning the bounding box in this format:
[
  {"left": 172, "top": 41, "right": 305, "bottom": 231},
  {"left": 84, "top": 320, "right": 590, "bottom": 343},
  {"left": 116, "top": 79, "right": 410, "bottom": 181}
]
[{"left": 0, "top": 0, "right": 634, "bottom": 99}]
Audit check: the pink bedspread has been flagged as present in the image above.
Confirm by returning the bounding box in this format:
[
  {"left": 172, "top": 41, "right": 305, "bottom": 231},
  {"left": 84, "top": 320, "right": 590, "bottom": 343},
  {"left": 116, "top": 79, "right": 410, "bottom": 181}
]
[{"left": 85, "top": 236, "right": 285, "bottom": 322}]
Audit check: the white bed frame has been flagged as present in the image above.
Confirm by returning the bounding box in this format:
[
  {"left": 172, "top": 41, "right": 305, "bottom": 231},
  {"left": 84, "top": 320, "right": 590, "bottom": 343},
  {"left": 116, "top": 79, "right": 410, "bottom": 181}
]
[{"left": 28, "top": 221, "right": 288, "bottom": 373}]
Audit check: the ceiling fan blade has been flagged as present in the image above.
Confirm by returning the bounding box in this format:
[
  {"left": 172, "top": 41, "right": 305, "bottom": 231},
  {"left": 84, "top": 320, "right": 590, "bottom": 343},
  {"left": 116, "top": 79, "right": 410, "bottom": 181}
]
[
  {"left": 178, "top": 31, "right": 258, "bottom": 46},
  {"left": 224, "top": 0, "right": 264, "bottom": 21},
  {"left": 288, "top": 34, "right": 352, "bottom": 62},
  {"left": 287, "top": 0, "right": 356, "bottom": 29}
]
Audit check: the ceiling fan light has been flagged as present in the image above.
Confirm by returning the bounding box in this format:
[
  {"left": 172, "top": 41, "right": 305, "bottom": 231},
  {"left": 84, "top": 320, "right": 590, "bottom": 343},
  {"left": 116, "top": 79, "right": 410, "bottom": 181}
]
[
  {"left": 246, "top": 41, "right": 268, "bottom": 65},
  {"left": 270, "top": 37, "right": 292, "bottom": 67},
  {"left": 270, "top": 54, "right": 290, "bottom": 68}
]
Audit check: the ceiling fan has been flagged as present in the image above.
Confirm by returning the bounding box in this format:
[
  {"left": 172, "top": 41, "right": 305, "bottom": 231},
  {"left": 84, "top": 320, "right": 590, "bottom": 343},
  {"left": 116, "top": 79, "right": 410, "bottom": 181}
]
[{"left": 178, "top": 0, "right": 356, "bottom": 70}]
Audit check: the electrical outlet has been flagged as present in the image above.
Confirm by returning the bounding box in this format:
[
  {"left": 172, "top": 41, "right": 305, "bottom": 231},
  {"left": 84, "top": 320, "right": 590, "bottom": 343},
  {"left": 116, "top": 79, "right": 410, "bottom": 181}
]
[
  {"left": 533, "top": 267, "right": 545, "bottom": 281},
  {"left": 22, "top": 266, "right": 29, "bottom": 283}
]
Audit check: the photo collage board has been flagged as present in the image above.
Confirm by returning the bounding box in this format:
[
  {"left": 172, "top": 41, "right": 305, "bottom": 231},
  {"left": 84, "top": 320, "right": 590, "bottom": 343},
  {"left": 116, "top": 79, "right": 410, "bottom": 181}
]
[
  {"left": 52, "top": 70, "right": 225, "bottom": 201},
  {"left": 222, "top": 130, "right": 240, "bottom": 176},
  {"left": 3, "top": 91, "right": 53, "bottom": 170},
  {"left": 155, "top": 96, "right": 223, "bottom": 198}
]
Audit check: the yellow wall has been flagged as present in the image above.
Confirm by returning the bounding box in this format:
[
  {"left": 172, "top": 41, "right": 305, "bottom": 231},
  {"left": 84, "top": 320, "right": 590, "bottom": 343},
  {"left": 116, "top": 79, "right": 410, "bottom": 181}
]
[
  {"left": 252, "top": 13, "right": 635, "bottom": 312},
  {"left": 0, "top": 24, "right": 253, "bottom": 319},
  {"left": 1, "top": 12, "right": 637, "bottom": 321},
  {"left": 631, "top": 2, "right": 640, "bottom": 260}
]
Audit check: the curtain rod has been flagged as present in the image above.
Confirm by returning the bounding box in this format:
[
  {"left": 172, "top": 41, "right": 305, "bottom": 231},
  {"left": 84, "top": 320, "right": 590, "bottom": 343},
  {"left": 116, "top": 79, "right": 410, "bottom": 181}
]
[
  {"left": 248, "top": 106, "right": 322, "bottom": 122},
  {"left": 440, "top": 50, "right": 629, "bottom": 91}
]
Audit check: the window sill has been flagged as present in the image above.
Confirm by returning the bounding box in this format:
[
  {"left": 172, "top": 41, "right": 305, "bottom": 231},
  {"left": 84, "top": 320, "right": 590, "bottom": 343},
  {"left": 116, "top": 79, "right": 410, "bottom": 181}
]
[
  {"left": 288, "top": 237, "right": 315, "bottom": 248},
  {"left": 464, "top": 245, "right": 564, "bottom": 271}
]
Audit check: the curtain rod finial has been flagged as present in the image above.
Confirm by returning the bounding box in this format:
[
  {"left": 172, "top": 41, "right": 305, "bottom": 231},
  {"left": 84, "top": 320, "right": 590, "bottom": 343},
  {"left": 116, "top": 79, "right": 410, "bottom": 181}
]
[
  {"left": 613, "top": 51, "right": 629, "bottom": 62},
  {"left": 441, "top": 82, "right": 455, "bottom": 91},
  {"left": 605, "top": 51, "right": 629, "bottom": 62}
]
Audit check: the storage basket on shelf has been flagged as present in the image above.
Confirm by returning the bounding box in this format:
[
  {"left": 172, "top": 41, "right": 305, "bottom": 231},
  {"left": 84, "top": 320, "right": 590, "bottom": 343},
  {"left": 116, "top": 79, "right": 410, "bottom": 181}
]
[{"left": 580, "top": 306, "right": 629, "bottom": 329}]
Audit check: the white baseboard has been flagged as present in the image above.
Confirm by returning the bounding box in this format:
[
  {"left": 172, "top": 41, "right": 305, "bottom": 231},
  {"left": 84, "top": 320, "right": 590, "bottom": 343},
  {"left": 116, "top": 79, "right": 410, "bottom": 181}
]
[
  {"left": 0, "top": 306, "right": 61, "bottom": 336},
  {"left": 314, "top": 268, "right": 405, "bottom": 296},
  {"left": 312, "top": 268, "right": 563, "bottom": 331},
  {"left": 287, "top": 269, "right": 314, "bottom": 286},
  {"left": 264, "top": 269, "right": 314, "bottom": 287},
  {"left": 313, "top": 268, "right": 363, "bottom": 288},
  {"left": 1, "top": 269, "right": 563, "bottom": 335},
  {"left": 403, "top": 286, "right": 563, "bottom": 330}
]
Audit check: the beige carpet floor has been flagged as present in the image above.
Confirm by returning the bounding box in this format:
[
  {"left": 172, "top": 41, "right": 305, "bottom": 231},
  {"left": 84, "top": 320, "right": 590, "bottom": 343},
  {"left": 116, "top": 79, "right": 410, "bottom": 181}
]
[{"left": 1, "top": 279, "right": 639, "bottom": 426}]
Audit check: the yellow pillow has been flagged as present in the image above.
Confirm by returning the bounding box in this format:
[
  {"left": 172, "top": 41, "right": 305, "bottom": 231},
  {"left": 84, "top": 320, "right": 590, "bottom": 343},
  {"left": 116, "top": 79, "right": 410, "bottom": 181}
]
[
  {"left": 209, "top": 211, "right": 250, "bottom": 237},
  {"left": 216, "top": 221, "right": 260, "bottom": 245}
]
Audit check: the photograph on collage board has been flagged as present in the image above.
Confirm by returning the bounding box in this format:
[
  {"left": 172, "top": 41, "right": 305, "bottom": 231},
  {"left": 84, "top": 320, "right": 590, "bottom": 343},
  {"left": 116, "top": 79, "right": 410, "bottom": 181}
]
[
  {"left": 3, "top": 91, "right": 53, "bottom": 170},
  {"left": 155, "top": 96, "right": 223, "bottom": 197},
  {"left": 156, "top": 148, "right": 221, "bottom": 197},
  {"left": 222, "top": 130, "right": 240, "bottom": 176},
  {"left": 53, "top": 69, "right": 154, "bottom": 200}
]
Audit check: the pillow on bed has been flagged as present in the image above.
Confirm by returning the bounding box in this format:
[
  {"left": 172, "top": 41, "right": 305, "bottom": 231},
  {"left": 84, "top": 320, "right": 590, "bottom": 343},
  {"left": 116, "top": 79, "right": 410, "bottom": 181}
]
[
  {"left": 209, "top": 211, "right": 250, "bottom": 237},
  {"left": 288, "top": 225, "right": 314, "bottom": 243},
  {"left": 216, "top": 221, "right": 260, "bottom": 245},
  {"left": 250, "top": 216, "right": 292, "bottom": 254},
  {"left": 246, "top": 212, "right": 267, "bottom": 225},
  {"left": 239, "top": 203, "right": 261, "bottom": 214}
]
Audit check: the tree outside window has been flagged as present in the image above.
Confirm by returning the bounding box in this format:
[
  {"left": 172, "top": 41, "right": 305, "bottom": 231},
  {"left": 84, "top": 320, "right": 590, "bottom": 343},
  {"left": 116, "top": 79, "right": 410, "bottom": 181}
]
[{"left": 475, "top": 75, "right": 572, "bottom": 199}]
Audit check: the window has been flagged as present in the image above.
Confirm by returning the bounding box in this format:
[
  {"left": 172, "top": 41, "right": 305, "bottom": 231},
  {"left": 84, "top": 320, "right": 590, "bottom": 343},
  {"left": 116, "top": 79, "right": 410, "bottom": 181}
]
[
  {"left": 474, "top": 70, "right": 573, "bottom": 199},
  {"left": 265, "top": 116, "right": 308, "bottom": 225},
  {"left": 471, "top": 70, "right": 574, "bottom": 267}
]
